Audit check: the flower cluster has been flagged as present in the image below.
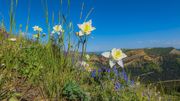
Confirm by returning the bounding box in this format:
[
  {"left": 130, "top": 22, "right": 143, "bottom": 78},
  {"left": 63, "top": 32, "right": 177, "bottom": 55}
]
[
  {"left": 90, "top": 66, "right": 134, "bottom": 91},
  {"left": 32, "top": 20, "right": 95, "bottom": 60},
  {"left": 32, "top": 26, "right": 44, "bottom": 40},
  {"left": 79, "top": 61, "right": 92, "bottom": 72},
  {"left": 32, "top": 25, "right": 64, "bottom": 43},
  {"left": 77, "top": 54, "right": 92, "bottom": 72}
]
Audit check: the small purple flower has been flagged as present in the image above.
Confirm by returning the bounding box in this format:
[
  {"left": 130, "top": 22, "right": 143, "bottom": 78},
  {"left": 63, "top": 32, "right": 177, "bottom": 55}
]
[
  {"left": 106, "top": 68, "right": 111, "bottom": 73},
  {"left": 98, "top": 68, "right": 102, "bottom": 77},
  {"left": 98, "top": 68, "right": 102, "bottom": 73},
  {"left": 91, "top": 70, "right": 96, "bottom": 78},
  {"left": 101, "top": 66, "right": 106, "bottom": 70},
  {"left": 113, "top": 66, "right": 118, "bottom": 76},
  {"left": 105, "top": 68, "right": 111, "bottom": 79},
  {"left": 115, "top": 82, "right": 121, "bottom": 91},
  {"left": 122, "top": 69, "right": 128, "bottom": 82}
]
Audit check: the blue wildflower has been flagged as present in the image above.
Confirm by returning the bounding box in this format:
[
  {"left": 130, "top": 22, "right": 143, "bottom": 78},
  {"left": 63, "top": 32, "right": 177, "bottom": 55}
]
[
  {"left": 101, "top": 66, "right": 106, "bottom": 71},
  {"left": 122, "top": 69, "right": 128, "bottom": 82},
  {"left": 91, "top": 70, "right": 96, "bottom": 78},
  {"left": 98, "top": 68, "right": 102, "bottom": 73},
  {"left": 115, "top": 82, "right": 121, "bottom": 91},
  {"left": 106, "top": 68, "right": 111, "bottom": 73},
  {"left": 105, "top": 68, "right": 111, "bottom": 79},
  {"left": 113, "top": 66, "right": 118, "bottom": 76},
  {"left": 98, "top": 68, "right": 102, "bottom": 78}
]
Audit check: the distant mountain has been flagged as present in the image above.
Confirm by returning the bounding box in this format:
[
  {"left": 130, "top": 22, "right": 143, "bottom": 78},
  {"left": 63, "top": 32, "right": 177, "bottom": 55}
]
[
  {"left": 89, "top": 47, "right": 180, "bottom": 85},
  {"left": 144, "top": 47, "right": 174, "bottom": 56}
]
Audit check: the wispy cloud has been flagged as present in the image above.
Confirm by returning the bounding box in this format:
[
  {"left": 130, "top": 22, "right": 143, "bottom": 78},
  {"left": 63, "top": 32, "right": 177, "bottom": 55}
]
[{"left": 136, "top": 40, "right": 180, "bottom": 48}]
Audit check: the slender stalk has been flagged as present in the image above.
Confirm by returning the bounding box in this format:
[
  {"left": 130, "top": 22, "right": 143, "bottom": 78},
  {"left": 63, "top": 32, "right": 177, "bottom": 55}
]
[
  {"left": 52, "top": 11, "right": 54, "bottom": 26},
  {"left": 81, "top": 36, "right": 87, "bottom": 59},
  {"left": 77, "top": 40, "right": 80, "bottom": 51},
  {"left": 84, "top": 8, "right": 94, "bottom": 22},
  {"left": 9, "top": 0, "right": 14, "bottom": 34},
  {"left": 84, "top": 36, "right": 87, "bottom": 53},
  {"left": 80, "top": 2, "right": 84, "bottom": 20}
]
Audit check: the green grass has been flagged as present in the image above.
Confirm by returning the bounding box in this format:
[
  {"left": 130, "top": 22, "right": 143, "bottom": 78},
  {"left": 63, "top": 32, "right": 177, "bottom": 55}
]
[{"left": 1, "top": 31, "right": 180, "bottom": 100}]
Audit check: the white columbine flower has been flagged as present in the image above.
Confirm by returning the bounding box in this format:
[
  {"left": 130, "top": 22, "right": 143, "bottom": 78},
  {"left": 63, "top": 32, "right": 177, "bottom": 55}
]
[
  {"left": 52, "top": 25, "right": 64, "bottom": 35},
  {"left": 33, "top": 26, "right": 42, "bottom": 32},
  {"left": 101, "top": 48, "right": 127, "bottom": 68},
  {"left": 77, "top": 20, "right": 96, "bottom": 35}
]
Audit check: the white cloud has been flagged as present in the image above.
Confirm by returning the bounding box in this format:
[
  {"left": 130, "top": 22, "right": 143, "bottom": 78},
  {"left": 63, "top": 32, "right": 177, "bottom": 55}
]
[{"left": 136, "top": 40, "right": 180, "bottom": 48}]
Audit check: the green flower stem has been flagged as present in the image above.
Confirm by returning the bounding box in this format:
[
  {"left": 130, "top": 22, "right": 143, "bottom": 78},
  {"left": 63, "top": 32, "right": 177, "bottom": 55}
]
[
  {"left": 81, "top": 36, "right": 87, "bottom": 59},
  {"left": 77, "top": 40, "right": 80, "bottom": 51},
  {"left": 37, "top": 32, "right": 40, "bottom": 42}
]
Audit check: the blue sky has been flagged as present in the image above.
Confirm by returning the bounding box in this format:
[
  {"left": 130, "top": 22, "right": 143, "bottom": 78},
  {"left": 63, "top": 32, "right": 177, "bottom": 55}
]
[{"left": 0, "top": 0, "right": 180, "bottom": 51}]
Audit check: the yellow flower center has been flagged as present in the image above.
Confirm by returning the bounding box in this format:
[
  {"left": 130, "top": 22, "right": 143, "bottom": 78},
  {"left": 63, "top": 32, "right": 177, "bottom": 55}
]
[
  {"left": 38, "top": 28, "right": 42, "bottom": 32},
  {"left": 84, "top": 24, "right": 91, "bottom": 33},
  {"left": 55, "top": 26, "right": 60, "bottom": 31},
  {"left": 112, "top": 50, "right": 122, "bottom": 60}
]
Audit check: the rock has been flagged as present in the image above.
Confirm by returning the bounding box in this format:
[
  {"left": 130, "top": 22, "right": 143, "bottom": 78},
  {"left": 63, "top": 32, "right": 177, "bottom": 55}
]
[{"left": 169, "top": 49, "right": 180, "bottom": 55}]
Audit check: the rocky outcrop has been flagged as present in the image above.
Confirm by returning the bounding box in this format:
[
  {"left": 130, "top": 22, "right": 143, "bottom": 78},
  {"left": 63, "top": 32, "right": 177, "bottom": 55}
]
[{"left": 169, "top": 49, "right": 180, "bottom": 55}]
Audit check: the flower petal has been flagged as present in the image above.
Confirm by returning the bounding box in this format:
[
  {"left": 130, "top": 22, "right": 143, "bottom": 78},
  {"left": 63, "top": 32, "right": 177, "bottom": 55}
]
[
  {"left": 117, "top": 60, "right": 124, "bottom": 68},
  {"left": 79, "top": 31, "right": 84, "bottom": 36},
  {"left": 109, "top": 60, "right": 116, "bottom": 68},
  {"left": 92, "top": 27, "right": 96, "bottom": 31},
  {"left": 122, "top": 53, "right": 127, "bottom": 58},
  {"left": 101, "top": 52, "right": 110, "bottom": 58},
  {"left": 85, "top": 31, "right": 91, "bottom": 35},
  {"left": 111, "top": 48, "right": 117, "bottom": 55},
  {"left": 77, "top": 24, "right": 83, "bottom": 29}
]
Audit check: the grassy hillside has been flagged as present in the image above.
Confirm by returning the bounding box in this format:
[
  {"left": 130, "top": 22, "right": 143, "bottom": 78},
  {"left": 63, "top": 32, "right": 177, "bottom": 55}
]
[
  {"left": 144, "top": 47, "right": 174, "bottom": 56},
  {"left": 1, "top": 30, "right": 180, "bottom": 100}
]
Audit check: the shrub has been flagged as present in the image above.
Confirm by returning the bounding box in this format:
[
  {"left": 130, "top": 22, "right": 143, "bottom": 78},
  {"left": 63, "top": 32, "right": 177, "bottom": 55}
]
[{"left": 62, "top": 81, "right": 90, "bottom": 101}]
